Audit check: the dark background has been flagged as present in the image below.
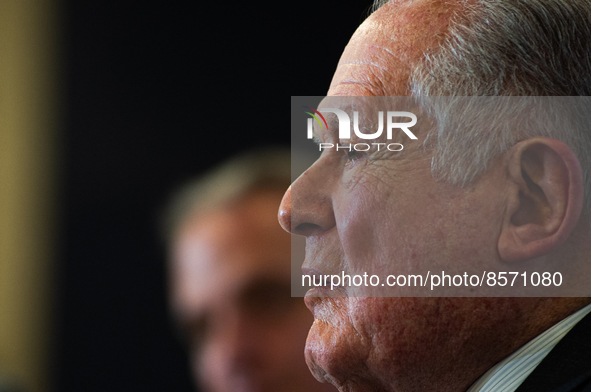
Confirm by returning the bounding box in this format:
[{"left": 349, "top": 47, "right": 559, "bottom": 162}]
[{"left": 56, "top": 1, "right": 372, "bottom": 391}]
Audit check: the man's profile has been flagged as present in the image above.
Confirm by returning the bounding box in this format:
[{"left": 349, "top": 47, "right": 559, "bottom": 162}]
[
  {"left": 164, "top": 149, "right": 335, "bottom": 392},
  {"left": 280, "top": 1, "right": 591, "bottom": 391}
]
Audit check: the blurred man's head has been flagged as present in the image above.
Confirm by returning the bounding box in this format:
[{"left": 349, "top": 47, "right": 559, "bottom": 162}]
[
  {"left": 279, "top": 1, "right": 591, "bottom": 391},
  {"left": 165, "top": 149, "right": 335, "bottom": 392}
]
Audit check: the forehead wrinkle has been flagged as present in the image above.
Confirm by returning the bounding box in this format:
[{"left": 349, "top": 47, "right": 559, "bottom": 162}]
[
  {"left": 333, "top": 63, "right": 392, "bottom": 96},
  {"left": 330, "top": 44, "right": 413, "bottom": 96},
  {"left": 339, "top": 61, "right": 399, "bottom": 95},
  {"left": 371, "top": 45, "right": 396, "bottom": 58},
  {"left": 330, "top": 0, "right": 464, "bottom": 97},
  {"left": 337, "top": 78, "right": 385, "bottom": 94},
  {"left": 340, "top": 60, "right": 390, "bottom": 73}
]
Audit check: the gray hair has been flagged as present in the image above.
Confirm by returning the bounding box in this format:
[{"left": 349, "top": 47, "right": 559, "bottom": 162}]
[
  {"left": 374, "top": 0, "right": 591, "bottom": 211},
  {"left": 162, "top": 147, "right": 290, "bottom": 244}
]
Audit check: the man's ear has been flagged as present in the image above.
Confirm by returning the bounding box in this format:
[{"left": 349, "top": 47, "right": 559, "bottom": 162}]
[{"left": 498, "top": 137, "right": 584, "bottom": 262}]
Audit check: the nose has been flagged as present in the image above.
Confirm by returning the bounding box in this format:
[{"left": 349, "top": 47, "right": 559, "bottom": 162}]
[
  {"left": 278, "top": 187, "right": 293, "bottom": 233},
  {"left": 278, "top": 160, "right": 336, "bottom": 236}
]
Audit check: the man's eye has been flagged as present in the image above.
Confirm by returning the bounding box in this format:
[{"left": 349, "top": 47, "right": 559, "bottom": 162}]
[{"left": 346, "top": 149, "right": 363, "bottom": 162}]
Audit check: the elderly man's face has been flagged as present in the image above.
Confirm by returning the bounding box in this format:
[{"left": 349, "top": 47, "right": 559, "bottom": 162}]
[
  {"left": 280, "top": 1, "right": 546, "bottom": 391},
  {"left": 170, "top": 190, "right": 336, "bottom": 392}
]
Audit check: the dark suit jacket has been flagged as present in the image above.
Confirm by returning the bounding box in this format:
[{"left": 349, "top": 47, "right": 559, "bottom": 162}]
[{"left": 516, "top": 311, "right": 591, "bottom": 392}]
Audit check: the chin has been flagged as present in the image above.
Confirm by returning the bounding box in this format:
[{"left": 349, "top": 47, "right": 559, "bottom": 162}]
[
  {"left": 304, "top": 297, "right": 352, "bottom": 381},
  {"left": 303, "top": 297, "right": 388, "bottom": 391}
]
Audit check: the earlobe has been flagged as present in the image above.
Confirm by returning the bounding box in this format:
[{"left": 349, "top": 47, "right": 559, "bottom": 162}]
[{"left": 498, "top": 137, "right": 584, "bottom": 262}]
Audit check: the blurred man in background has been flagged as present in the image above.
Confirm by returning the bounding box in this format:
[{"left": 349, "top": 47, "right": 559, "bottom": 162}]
[{"left": 163, "top": 149, "right": 335, "bottom": 392}]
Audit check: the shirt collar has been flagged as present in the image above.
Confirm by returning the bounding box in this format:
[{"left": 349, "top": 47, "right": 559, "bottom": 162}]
[{"left": 468, "top": 303, "right": 591, "bottom": 392}]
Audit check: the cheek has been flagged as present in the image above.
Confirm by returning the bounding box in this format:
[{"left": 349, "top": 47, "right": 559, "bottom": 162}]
[
  {"left": 336, "top": 176, "right": 501, "bottom": 282},
  {"left": 335, "top": 176, "right": 432, "bottom": 277},
  {"left": 348, "top": 298, "right": 475, "bottom": 387},
  {"left": 352, "top": 298, "right": 524, "bottom": 387},
  {"left": 335, "top": 178, "right": 392, "bottom": 272}
]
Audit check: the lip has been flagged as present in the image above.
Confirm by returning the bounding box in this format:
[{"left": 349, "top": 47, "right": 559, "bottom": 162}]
[
  {"left": 304, "top": 291, "right": 321, "bottom": 316},
  {"left": 302, "top": 266, "right": 349, "bottom": 291},
  {"left": 302, "top": 267, "right": 349, "bottom": 315},
  {"left": 302, "top": 267, "right": 331, "bottom": 315},
  {"left": 302, "top": 267, "right": 332, "bottom": 294}
]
